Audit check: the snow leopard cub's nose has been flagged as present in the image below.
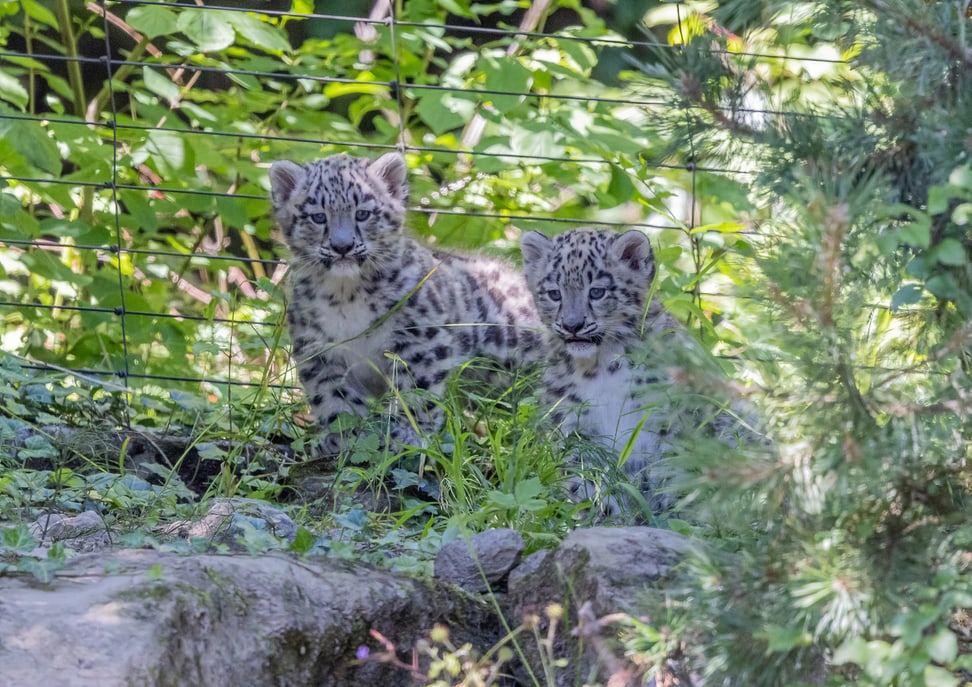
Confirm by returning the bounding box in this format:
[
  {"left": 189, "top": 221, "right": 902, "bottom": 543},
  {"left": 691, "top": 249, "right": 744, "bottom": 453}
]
[
  {"left": 560, "top": 314, "right": 586, "bottom": 335},
  {"left": 330, "top": 221, "right": 356, "bottom": 255}
]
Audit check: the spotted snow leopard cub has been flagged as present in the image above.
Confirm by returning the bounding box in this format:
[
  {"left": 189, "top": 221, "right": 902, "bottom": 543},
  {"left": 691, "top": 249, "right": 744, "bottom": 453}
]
[
  {"left": 521, "top": 227, "right": 720, "bottom": 514},
  {"left": 270, "top": 151, "right": 542, "bottom": 452}
]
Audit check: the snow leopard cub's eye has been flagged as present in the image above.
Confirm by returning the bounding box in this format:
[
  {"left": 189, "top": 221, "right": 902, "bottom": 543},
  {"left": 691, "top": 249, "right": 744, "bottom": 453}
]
[
  {"left": 355, "top": 209, "right": 372, "bottom": 222},
  {"left": 589, "top": 287, "right": 606, "bottom": 299},
  {"left": 310, "top": 212, "right": 326, "bottom": 224},
  {"left": 546, "top": 289, "right": 562, "bottom": 302}
]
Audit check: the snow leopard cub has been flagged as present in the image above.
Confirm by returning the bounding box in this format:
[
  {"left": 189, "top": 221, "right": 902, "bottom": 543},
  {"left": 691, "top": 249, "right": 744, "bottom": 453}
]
[
  {"left": 270, "top": 152, "right": 542, "bottom": 453},
  {"left": 520, "top": 227, "right": 690, "bottom": 514}
]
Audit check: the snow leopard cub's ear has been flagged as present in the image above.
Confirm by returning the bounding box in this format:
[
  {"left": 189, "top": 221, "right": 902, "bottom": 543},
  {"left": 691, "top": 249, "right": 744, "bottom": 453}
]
[
  {"left": 268, "top": 160, "right": 306, "bottom": 209},
  {"left": 519, "top": 231, "right": 553, "bottom": 273},
  {"left": 609, "top": 230, "right": 655, "bottom": 283},
  {"left": 368, "top": 152, "right": 409, "bottom": 203}
]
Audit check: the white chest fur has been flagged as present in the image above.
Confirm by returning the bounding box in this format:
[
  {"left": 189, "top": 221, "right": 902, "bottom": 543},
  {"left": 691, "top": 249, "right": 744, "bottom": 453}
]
[{"left": 559, "top": 346, "right": 669, "bottom": 470}]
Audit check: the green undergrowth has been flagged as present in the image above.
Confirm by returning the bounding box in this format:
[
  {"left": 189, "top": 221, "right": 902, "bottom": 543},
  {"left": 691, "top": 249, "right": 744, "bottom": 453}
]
[{"left": 0, "top": 350, "right": 664, "bottom": 579}]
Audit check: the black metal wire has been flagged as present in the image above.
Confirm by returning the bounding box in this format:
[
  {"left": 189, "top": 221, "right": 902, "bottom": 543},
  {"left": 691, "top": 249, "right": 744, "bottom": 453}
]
[{"left": 0, "top": 1, "right": 907, "bottom": 406}]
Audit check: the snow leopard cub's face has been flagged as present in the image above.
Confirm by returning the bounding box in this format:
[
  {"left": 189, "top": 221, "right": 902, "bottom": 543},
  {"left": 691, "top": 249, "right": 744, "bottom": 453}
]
[
  {"left": 520, "top": 228, "right": 656, "bottom": 358},
  {"left": 269, "top": 152, "right": 408, "bottom": 279}
]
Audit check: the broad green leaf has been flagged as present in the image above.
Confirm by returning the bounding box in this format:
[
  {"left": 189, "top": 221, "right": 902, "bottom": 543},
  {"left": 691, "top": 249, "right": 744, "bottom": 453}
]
[
  {"left": 598, "top": 163, "right": 634, "bottom": 208},
  {"left": 948, "top": 166, "right": 972, "bottom": 189},
  {"left": 890, "top": 284, "right": 923, "bottom": 311},
  {"left": 139, "top": 129, "right": 189, "bottom": 176},
  {"left": 415, "top": 91, "right": 477, "bottom": 135},
  {"left": 952, "top": 202, "right": 972, "bottom": 225},
  {"left": 0, "top": 71, "right": 29, "bottom": 109},
  {"left": 1, "top": 523, "right": 36, "bottom": 552},
  {"left": 288, "top": 526, "right": 316, "bottom": 554},
  {"left": 215, "top": 197, "right": 250, "bottom": 229},
  {"left": 923, "top": 666, "right": 959, "bottom": 687},
  {"left": 931, "top": 238, "right": 966, "bottom": 266},
  {"left": 480, "top": 56, "right": 531, "bottom": 114},
  {"left": 897, "top": 218, "right": 931, "bottom": 249},
  {"left": 177, "top": 9, "right": 235, "bottom": 52},
  {"left": 925, "top": 629, "right": 958, "bottom": 664},
  {"left": 126, "top": 5, "right": 179, "bottom": 39},
  {"left": 226, "top": 13, "right": 291, "bottom": 53},
  {"left": 0, "top": 119, "right": 61, "bottom": 175},
  {"left": 510, "top": 123, "right": 564, "bottom": 159},
  {"left": 142, "top": 67, "right": 180, "bottom": 104}
]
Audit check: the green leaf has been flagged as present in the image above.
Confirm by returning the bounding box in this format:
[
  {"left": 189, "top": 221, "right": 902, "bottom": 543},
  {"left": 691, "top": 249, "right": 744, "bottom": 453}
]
[
  {"left": 226, "top": 13, "right": 291, "bottom": 53},
  {"left": 510, "top": 122, "right": 564, "bottom": 159},
  {"left": 898, "top": 218, "right": 931, "bottom": 249},
  {"left": 480, "top": 56, "right": 531, "bottom": 114},
  {"left": 415, "top": 90, "right": 477, "bottom": 134},
  {"left": 602, "top": 164, "right": 634, "bottom": 207},
  {"left": 138, "top": 129, "right": 189, "bottom": 176},
  {"left": 21, "top": 0, "right": 58, "bottom": 28},
  {"left": 0, "top": 71, "right": 29, "bottom": 109},
  {"left": 890, "top": 284, "right": 923, "bottom": 311},
  {"left": 126, "top": 5, "right": 179, "bottom": 39},
  {"left": 142, "top": 67, "right": 180, "bottom": 104},
  {"left": 177, "top": 9, "right": 236, "bottom": 52},
  {"left": 486, "top": 490, "right": 517, "bottom": 509},
  {"left": 1, "top": 523, "right": 37, "bottom": 552},
  {"left": 923, "top": 666, "right": 959, "bottom": 687},
  {"left": 0, "top": 119, "right": 61, "bottom": 175},
  {"left": 948, "top": 166, "right": 972, "bottom": 190},
  {"left": 931, "top": 238, "right": 966, "bottom": 266},
  {"left": 755, "top": 624, "right": 812, "bottom": 652},
  {"left": 952, "top": 202, "right": 972, "bottom": 225},
  {"left": 925, "top": 629, "right": 958, "bottom": 664},
  {"left": 291, "top": 0, "right": 313, "bottom": 14},
  {"left": 288, "top": 526, "right": 316, "bottom": 554}
]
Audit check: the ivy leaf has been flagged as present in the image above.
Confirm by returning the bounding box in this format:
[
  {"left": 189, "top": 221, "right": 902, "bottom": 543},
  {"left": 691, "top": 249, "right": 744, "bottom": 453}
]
[{"left": 1, "top": 523, "right": 37, "bottom": 552}]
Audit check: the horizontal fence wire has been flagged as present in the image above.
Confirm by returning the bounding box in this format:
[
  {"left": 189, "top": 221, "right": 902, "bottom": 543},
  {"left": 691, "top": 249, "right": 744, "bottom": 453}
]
[{"left": 0, "top": 0, "right": 921, "bottom": 420}]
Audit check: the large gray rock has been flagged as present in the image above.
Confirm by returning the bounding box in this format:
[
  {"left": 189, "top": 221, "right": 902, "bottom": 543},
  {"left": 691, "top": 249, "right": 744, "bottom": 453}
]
[
  {"left": 0, "top": 549, "right": 496, "bottom": 687},
  {"left": 164, "top": 497, "right": 299, "bottom": 551},
  {"left": 29, "top": 510, "right": 111, "bottom": 552},
  {"left": 505, "top": 526, "right": 692, "bottom": 687},
  {"left": 434, "top": 527, "right": 525, "bottom": 593}
]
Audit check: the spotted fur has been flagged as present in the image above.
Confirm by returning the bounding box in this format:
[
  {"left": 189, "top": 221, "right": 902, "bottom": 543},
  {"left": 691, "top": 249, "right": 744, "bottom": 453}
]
[
  {"left": 271, "top": 152, "right": 542, "bottom": 451},
  {"left": 520, "top": 228, "right": 686, "bottom": 513}
]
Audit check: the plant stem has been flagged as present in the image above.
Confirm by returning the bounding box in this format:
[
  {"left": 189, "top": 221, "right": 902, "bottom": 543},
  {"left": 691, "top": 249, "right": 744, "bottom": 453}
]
[
  {"left": 54, "top": 0, "right": 87, "bottom": 118},
  {"left": 54, "top": 0, "right": 94, "bottom": 222}
]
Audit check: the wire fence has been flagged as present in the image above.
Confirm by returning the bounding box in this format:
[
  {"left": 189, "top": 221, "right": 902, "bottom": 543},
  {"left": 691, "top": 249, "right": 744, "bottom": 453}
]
[{"left": 0, "top": 1, "right": 878, "bottom": 430}]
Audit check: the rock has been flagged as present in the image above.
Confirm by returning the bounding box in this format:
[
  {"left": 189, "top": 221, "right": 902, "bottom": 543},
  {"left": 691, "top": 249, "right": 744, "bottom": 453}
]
[
  {"left": 434, "top": 528, "right": 525, "bottom": 593},
  {"left": 29, "top": 510, "right": 111, "bottom": 552},
  {"left": 165, "top": 498, "right": 298, "bottom": 551},
  {"left": 0, "top": 549, "right": 497, "bottom": 687},
  {"left": 505, "top": 526, "right": 691, "bottom": 687}
]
